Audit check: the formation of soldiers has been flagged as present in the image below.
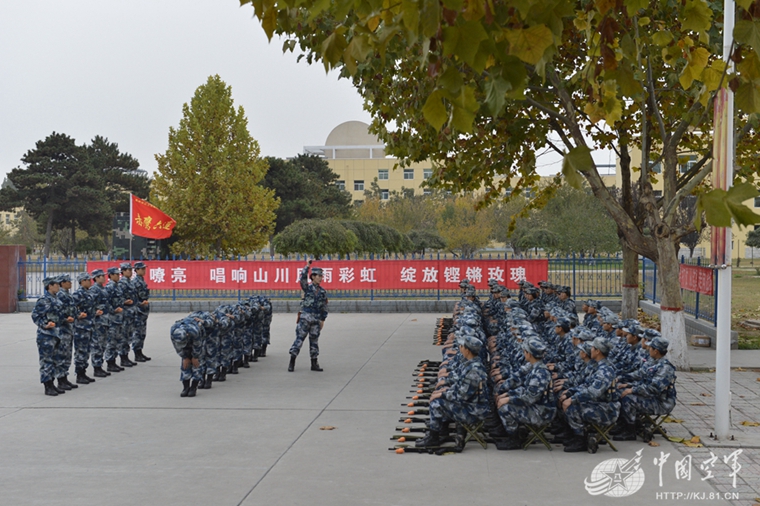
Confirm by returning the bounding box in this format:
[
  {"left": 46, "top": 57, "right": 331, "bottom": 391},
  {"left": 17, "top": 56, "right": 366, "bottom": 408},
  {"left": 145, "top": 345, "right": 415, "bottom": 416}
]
[
  {"left": 169, "top": 295, "right": 272, "bottom": 397},
  {"left": 415, "top": 278, "right": 677, "bottom": 453},
  {"left": 31, "top": 262, "right": 151, "bottom": 396}
]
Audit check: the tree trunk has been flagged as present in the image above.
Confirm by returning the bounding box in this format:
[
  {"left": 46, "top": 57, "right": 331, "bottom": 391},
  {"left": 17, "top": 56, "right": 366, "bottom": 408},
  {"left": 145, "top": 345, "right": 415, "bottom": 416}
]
[
  {"left": 656, "top": 235, "right": 689, "bottom": 371},
  {"left": 71, "top": 227, "right": 77, "bottom": 259},
  {"left": 621, "top": 244, "right": 639, "bottom": 319},
  {"left": 44, "top": 213, "right": 53, "bottom": 259}
]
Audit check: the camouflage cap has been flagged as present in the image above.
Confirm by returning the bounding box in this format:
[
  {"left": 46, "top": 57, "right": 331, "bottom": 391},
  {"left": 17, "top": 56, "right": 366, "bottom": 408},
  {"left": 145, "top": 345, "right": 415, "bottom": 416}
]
[
  {"left": 43, "top": 276, "right": 59, "bottom": 288},
  {"left": 522, "top": 337, "right": 547, "bottom": 358},
  {"left": 555, "top": 318, "right": 571, "bottom": 332},
  {"left": 310, "top": 267, "right": 324, "bottom": 276},
  {"left": 459, "top": 278, "right": 470, "bottom": 288},
  {"left": 601, "top": 312, "right": 620, "bottom": 325},
  {"left": 591, "top": 337, "right": 612, "bottom": 355},
  {"left": 133, "top": 261, "right": 147, "bottom": 269},
  {"left": 76, "top": 272, "right": 91, "bottom": 283},
  {"left": 577, "top": 341, "right": 593, "bottom": 357},
  {"left": 91, "top": 269, "right": 105, "bottom": 278},
  {"left": 457, "top": 334, "right": 483, "bottom": 354},
  {"left": 120, "top": 262, "right": 133, "bottom": 271},
  {"left": 107, "top": 267, "right": 120, "bottom": 276},
  {"left": 644, "top": 328, "right": 661, "bottom": 339},
  {"left": 464, "top": 285, "right": 476, "bottom": 297},
  {"left": 58, "top": 274, "right": 71, "bottom": 283},
  {"left": 649, "top": 336, "right": 669, "bottom": 353}
]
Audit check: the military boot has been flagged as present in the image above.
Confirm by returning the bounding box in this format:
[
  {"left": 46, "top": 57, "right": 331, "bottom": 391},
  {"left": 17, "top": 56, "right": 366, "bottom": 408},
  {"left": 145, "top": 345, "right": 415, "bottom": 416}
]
[
  {"left": 230, "top": 362, "right": 239, "bottom": 374},
  {"left": 52, "top": 381, "right": 66, "bottom": 394},
  {"left": 613, "top": 419, "right": 638, "bottom": 441},
  {"left": 137, "top": 350, "right": 152, "bottom": 361},
  {"left": 415, "top": 430, "right": 441, "bottom": 448},
  {"left": 288, "top": 355, "right": 296, "bottom": 372},
  {"left": 57, "top": 377, "right": 72, "bottom": 391},
  {"left": 93, "top": 366, "right": 109, "bottom": 377},
  {"left": 44, "top": 381, "right": 59, "bottom": 396},
  {"left": 133, "top": 350, "right": 147, "bottom": 363},
  {"left": 260, "top": 344, "right": 267, "bottom": 357},
  {"left": 241, "top": 356, "right": 250, "bottom": 368},
  {"left": 106, "top": 360, "right": 123, "bottom": 373},
  {"left": 216, "top": 366, "right": 226, "bottom": 382},
  {"left": 180, "top": 380, "right": 191, "bottom": 397},
  {"left": 252, "top": 349, "right": 259, "bottom": 362},
  {"left": 202, "top": 374, "right": 213, "bottom": 389},
  {"left": 311, "top": 358, "right": 323, "bottom": 372},
  {"left": 120, "top": 355, "right": 134, "bottom": 367},
  {"left": 61, "top": 376, "right": 78, "bottom": 389},
  {"left": 494, "top": 434, "right": 523, "bottom": 451},
  {"left": 187, "top": 380, "right": 199, "bottom": 397},
  {"left": 563, "top": 434, "right": 588, "bottom": 453}
]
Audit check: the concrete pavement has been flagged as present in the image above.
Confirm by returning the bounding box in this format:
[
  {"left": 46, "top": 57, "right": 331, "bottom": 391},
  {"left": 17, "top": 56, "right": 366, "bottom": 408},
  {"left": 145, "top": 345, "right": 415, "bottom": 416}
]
[{"left": 0, "top": 312, "right": 747, "bottom": 505}]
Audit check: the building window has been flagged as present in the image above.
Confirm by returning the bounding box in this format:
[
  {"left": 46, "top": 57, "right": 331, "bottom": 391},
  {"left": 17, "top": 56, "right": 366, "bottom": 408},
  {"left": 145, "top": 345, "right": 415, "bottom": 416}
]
[
  {"left": 4, "top": 215, "right": 8, "bottom": 224},
  {"left": 336, "top": 180, "right": 345, "bottom": 191},
  {"left": 755, "top": 197, "right": 760, "bottom": 208},
  {"left": 378, "top": 169, "right": 389, "bottom": 180},
  {"left": 354, "top": 180, "right": 364, "bottom": 191},
  {"left": 650, "top": 162, "right": 662, "bottom": 173},
  {"left": 679, "top": 155, "right": 697, "bottom": 174},
  {"left": 423, "top": 189, "right": 432, "bottom": 196},
  {"left": 423, "top": 168, "right": 432, "bottom": 180},
  {"left": 653, "top": 190, "right": 662, "bottom": 197},
  {"left": 404, "top": 188, "right": 415, "bottom": 198},
  {"left": 381, "top": 189, "right": 389, "bottom": 200},
  {"left": 403, "top": 169, "right": 414, "bottom": 180}
]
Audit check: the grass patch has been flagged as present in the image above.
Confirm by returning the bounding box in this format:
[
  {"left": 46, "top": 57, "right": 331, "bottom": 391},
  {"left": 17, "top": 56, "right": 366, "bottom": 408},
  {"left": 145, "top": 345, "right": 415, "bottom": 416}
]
[{"left": 732, "top": 269, "right": 760, "bottom": 349}]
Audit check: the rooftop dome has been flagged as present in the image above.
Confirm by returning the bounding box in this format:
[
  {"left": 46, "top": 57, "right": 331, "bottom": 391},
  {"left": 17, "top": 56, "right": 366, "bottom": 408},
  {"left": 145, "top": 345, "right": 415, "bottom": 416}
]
[{"left": 320, "top": 121, "right": 385, "bottom": 159}]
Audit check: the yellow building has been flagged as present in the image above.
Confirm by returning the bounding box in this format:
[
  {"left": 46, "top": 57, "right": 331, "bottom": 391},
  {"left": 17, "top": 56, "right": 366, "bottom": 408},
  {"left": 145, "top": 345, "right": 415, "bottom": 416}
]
[
  {"left": 304, "top": 121, "right": 433, "bottom": 202},
  {"left": 0, "top": 210, "right": 19, "bottom": 233},
  {"left": 617, "top": 150, "right": 759, "bottom": 259}
]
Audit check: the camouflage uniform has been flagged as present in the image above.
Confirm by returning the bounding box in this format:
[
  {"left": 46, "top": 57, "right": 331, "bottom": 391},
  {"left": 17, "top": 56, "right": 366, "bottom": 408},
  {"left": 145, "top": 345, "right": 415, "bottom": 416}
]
[
  {"left": 54, "top": 281, "right": 77, "bottom": 380},
  {"left": 170, "top": 317, "right": 205, "bottom": 382},
  {"left": 104, "top": 271, "right": 127, "bottom": 363},
  {"left": 428, "top": 357, "right": 490, "bottom": 431},
  {"left": 89, "top": 277, "right": 111, "bottom": 368},
  {"left": 72, "top": 278, "right": 96, "bottom": 373},
  {"left": 32, "top": 289, "right": 62, "bottom": 383},
  {"left": 118, "top": 268, "right": 138, "bottom": 358},
  {"left": 290, "top": 265, "right": 328, "bottom": 359},
  {"left": 498, "top": 361, "right": 556, "bottom": 434},
  {"left": 131, "top": 269, "right": 150, "bottom": 353},
  {"left": 620, "top": 357, "right": 677, "bottom": 423},
  {"left": 565, "top": 357, "right": 620, "bottom": 434}
]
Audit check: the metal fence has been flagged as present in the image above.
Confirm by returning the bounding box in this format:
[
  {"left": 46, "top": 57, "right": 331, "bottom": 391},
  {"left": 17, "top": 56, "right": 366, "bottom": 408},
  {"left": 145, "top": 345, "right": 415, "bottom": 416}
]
[
  {"left": 642, "top": 257, "right": 717, "bottom": 325},
  {"left": 19, "top": 253, "right": 624, "bottom": 300}
]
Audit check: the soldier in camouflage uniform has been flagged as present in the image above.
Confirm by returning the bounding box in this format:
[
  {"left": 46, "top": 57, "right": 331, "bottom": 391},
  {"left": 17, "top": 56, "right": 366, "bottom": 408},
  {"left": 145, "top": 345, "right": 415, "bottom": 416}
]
[
  {"left": 170, "top": 314, "right": 207, "bottom": 397},
  {"left": 557, "top": 286, "right": 577, "bottom": 314},
  {"left": 104, "top": 267, "right": 129, "bottom": 372},
  {"left": 495, "top": 337, "right": 556, "bottom": 450},
  {"left": 614, "top": 336, "right": 677, "bottom": 441},
  {"left": 53, "top": 274, "right": 78, "bottom": 391},
  {"left": 131, "top": 261, "right": 151, "bottom": 362},
  {"left": 118, "top": 263, "right": 138, "bottom": 367},
  {"left": 288, "top": 260, "right": 328, "bottom": 372},
  {"left": 260, "top": 296, "right": 273, "bottom": 357},
  {"left": 89, "top": 269, "right": 112, "bottom": 378},
  {"left": 417, "top": 334, "right": 490, "bottom": 448},
  {"left": 32, "top": 277, "right": 65, "bottom": 396},
  {"left": 561, "top": 337, "right": 620, "bottom": 452},
  {"left": 72, "top": 272, "right": 98, "bottom": 384}
]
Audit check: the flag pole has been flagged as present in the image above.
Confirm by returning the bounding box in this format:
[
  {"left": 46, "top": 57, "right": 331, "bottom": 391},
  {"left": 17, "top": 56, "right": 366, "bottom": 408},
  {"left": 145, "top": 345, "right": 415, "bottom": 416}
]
[
  {"left": 129, "top": 194, "right": 134, "bottom": 261},
  {"left": 713, "top": 0, "right": 735, "bottom": 441}
]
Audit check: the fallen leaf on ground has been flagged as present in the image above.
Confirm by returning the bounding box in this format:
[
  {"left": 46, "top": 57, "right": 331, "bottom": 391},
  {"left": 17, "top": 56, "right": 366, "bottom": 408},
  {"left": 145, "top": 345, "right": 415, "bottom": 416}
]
[
  {"left": 411, "top": 319, "right": 417, "bottom": 321},
  {"left": 319, "top": 426, "right": 336, "bottom": 430},
  {"left": 690, "top": 402, "right": 706, "bottom": 406},
  {"left": 756, "top": 378, "right": 760, "bottom": 382},
  {"left": 736, "top": 367, "right": 746, "bottom": 371},
  {"left": 741, "top": 421, "right": 760, "bottom": 427},
  {"left": 663, "top": 416, "right": 684, "bottom": 423},
  {"left": 700, "top": 393, "right": 712, "bottom": 397},
  {"left": 648, "top": 441, "right": 660, "bottom": 447},
  {"left": 684, "top": 440, "right": 704, "bottom": 448},
  {"left": 667, "top": 437, "right": 685, "bottom": 443},
  {"left": 690, "top": 436, "right": 701, "bottom": 444}
]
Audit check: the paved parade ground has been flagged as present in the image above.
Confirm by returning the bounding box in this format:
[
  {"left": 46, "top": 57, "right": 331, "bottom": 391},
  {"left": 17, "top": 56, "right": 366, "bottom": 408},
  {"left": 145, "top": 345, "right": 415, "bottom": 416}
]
[{"left": 1, "top": 312, "right": 756, "bottom": 505}]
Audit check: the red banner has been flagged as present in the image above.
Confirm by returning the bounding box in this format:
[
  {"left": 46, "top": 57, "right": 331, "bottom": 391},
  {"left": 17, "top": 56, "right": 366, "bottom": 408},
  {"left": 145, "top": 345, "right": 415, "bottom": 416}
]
[
  {"left": 679, "top": 264, "right": 714, "bottom": 295},
  {"left": 87, "top": 259, "right": 548, "bottom": 291},
  {"left": 130, "top": 194, "right": 176, "bottom": 239}
]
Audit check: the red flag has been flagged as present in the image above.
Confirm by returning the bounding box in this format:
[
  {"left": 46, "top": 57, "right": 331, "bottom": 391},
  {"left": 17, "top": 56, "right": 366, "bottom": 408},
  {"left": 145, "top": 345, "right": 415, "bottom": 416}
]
[{"left": 130, "top": 194, "right": 176, "bottom": 239}]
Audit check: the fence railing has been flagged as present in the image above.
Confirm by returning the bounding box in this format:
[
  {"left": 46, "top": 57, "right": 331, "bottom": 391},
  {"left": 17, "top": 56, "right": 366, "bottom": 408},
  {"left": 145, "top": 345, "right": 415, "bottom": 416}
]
[
  {"left": 18, "top": 253, "right": 717, "bottom": 324},
  {"left": 642, "top": 257, "right": 717, "bottom": 325}
]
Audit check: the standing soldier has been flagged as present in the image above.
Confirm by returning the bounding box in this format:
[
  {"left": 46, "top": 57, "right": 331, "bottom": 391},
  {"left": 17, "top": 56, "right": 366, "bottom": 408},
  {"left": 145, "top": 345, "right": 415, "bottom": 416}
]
[
  {"left": 260, "top": 296, "right": 273, "bottom": 357},
  {"left": 32, "top": 277, "right": 64, "bottom": 396},
  {"left": 104, "top": 267, "right": 129, "bottom": 372},
  {"left": 72, "top": 272, "right": 98, "bottom": 384},
  {"left": 118, "top": 263, "right": 138, "bottom": 367},
  {"left": 89, "top": 269, "right": 112, "bottom": 378},
  {"left": 131, "top": 261, "right": 151, "bottom": 362},
  {"left": 53, "top": 274, "right": 78, "bottom": 391},
  {"left": 288, "top": 260, "right": 328, "bottom": 372}
]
